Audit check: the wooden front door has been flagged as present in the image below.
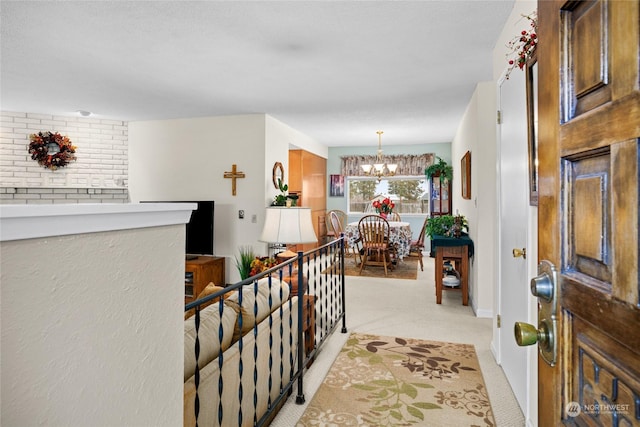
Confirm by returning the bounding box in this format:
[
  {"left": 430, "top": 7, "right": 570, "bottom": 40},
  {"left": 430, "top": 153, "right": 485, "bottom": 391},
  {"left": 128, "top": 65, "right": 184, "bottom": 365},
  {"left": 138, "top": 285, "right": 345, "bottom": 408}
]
[{"left": 537, "top": 0, "right": 640, "bottom": 425}]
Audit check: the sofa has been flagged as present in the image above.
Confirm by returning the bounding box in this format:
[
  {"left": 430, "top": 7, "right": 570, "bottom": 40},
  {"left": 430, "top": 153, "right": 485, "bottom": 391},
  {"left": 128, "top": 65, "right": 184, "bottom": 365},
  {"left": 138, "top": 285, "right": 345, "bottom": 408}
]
[{"left": 183, "top": 277, "right": 299, "bottom": 427}]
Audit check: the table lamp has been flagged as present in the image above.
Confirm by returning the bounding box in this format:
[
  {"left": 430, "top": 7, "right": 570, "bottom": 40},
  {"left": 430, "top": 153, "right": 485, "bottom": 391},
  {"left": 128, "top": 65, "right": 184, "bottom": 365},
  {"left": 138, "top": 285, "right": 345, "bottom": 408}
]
[{"left": 259, "top": 207, "right": 317, "bottom": 259}]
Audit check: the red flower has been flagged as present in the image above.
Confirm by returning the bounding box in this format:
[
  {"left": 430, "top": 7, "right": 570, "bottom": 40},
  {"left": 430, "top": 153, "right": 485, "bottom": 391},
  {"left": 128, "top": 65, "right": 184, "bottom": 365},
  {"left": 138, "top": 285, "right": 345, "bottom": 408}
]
[
  {"left": 505, "top": 11, "right": 537, "bottom": 79},
  {"left": 373, "top": 197, "right": 394, "bottom": 214}
]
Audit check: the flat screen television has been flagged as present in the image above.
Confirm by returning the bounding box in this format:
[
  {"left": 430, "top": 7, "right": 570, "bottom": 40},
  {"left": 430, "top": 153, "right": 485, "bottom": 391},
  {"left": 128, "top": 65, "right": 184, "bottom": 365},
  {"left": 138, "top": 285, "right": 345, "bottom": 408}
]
[{"left": 141, "top": 200, "right": 214, "bottom": 257}]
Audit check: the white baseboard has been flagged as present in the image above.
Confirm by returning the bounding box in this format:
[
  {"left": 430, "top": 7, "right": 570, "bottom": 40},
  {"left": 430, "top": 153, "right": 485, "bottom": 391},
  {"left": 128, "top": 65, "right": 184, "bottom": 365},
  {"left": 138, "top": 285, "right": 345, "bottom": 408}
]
[
  {"left": 490, "top": 340, "right": 499, "bottom": 364},
  {"left": 475, "top": 308, "right": 493, "bottom": 318}
]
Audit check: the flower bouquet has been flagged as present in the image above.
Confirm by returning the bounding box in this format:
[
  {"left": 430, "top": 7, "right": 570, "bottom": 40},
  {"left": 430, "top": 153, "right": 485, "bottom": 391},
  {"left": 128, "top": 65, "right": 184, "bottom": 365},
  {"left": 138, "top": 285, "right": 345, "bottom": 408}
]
[
  {"left": 249, "top": 256, "right": 279, "bottom": 277},
  {"left": 372, "top": 197, "right": 395, "bottom": 219}
]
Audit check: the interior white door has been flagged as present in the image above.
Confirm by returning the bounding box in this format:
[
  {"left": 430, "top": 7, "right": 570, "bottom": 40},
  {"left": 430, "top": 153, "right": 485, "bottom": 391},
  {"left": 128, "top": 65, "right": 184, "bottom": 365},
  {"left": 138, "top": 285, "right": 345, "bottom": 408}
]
[{"left": 497, "top": 70, "right": 529, "bottom": 412}]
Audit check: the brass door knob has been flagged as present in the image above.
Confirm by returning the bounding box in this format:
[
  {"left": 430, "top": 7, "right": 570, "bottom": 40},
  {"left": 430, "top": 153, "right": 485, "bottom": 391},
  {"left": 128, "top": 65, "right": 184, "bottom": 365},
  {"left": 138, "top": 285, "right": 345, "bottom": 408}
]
[
  {"left": 514, "top": 321, "right": 553, "bottom": 350},
  {"left": 512, "top": 248, "right": 526, "bottom": 259},
  {"left": 514, "top": 322, "right": 539, "bottom": 346}
]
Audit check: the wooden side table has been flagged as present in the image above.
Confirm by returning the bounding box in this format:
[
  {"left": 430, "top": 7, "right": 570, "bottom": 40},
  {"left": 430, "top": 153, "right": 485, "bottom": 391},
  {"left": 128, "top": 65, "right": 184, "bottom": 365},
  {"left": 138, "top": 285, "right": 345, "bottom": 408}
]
[
  {"left": 302, "top": 295, "right": 316, "bottom": 356},
  {"left": 432, "top": 235, "right": 473, "bottom": 306},
  {"left": 435, "top": 245, "right": 469, "bottom": 305},
  {"left": 283, "top": 273, "right": 315, "bottom": 356}
]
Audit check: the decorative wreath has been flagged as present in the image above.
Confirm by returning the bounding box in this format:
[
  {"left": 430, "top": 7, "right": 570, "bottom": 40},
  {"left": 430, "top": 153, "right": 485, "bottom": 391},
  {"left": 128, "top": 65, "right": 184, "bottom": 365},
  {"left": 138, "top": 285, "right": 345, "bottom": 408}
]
[{"left": 28, "top": 131, "right": 77, "bottom": 170}]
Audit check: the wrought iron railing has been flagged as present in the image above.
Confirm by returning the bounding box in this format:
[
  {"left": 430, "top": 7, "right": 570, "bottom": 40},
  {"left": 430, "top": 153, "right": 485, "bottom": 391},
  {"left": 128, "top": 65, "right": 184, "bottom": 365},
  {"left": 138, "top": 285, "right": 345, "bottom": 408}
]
[{"left": 184, "top": 237, "right": 347, "bottom": 426}]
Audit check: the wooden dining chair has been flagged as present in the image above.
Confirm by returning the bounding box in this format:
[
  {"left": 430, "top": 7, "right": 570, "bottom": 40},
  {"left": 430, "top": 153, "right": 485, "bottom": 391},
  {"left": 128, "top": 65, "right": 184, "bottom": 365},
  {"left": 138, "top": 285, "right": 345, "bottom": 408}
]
[
  {"left": 387, "top": 212, "right": 402, "bottom": 222},
  {"left": 326, "top": 209, "right": 346, "bottom": 240},
  {"left": 330, "top": 210, "right": 361, "bottom": 265},
  {"left": 358, "top": 214, "right": 393, "bottom": 276},
  {"left": 408, "top": 216, "right": 429, "bottom": 271}
]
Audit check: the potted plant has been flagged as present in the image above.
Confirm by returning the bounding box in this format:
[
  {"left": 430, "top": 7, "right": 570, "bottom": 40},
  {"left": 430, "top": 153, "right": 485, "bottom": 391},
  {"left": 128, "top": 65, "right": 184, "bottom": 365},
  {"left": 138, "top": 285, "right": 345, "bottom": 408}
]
[
  {"left": 272, "top": 178, "right": 289, "bottom": 206},
  {"left": 425, "top": 214, "right": 468, "bottom": 238},
  {"left": 425, "top": 157, "right": 453, "bottom": 183},
  {"left": 234, "top": 246, "right": 255, "bottom": 280}
]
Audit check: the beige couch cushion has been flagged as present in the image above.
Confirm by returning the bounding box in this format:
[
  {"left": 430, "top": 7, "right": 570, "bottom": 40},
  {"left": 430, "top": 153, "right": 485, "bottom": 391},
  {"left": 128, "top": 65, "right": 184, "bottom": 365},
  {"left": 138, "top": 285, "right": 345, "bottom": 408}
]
[
  {"left": 224, "top": 277, "right": 291, "bottom": 342},
  {"left": 184, "top": 301, "right": 237, "bottom": 381},
  {"left": 184, "top": 296, "right": 299, "bottom": 427}
]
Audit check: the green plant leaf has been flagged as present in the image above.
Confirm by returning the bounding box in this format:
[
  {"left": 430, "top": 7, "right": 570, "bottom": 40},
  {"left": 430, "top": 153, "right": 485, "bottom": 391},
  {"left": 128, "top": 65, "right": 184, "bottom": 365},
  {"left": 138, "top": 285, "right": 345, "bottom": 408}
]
[
  {"left": 407, "top": 405, "right": 425, "bottom": 420},
  {"left": 234, "top": 245, "right": 255, "bottom": 280},
  {"left": 368, "top": 354, "right": 384, "bottom": 364},
  {"left": 390, "top": 410, "right": 403, "bottom": 420},
  {"left": 411, "top": 382, "right": 435, "bottom": 389},
  {"left": 412, "top": 402, "right": 442, "bottom": 410},
  {"left": 401, "top": 383, "right": 418, "bottom": 399}
]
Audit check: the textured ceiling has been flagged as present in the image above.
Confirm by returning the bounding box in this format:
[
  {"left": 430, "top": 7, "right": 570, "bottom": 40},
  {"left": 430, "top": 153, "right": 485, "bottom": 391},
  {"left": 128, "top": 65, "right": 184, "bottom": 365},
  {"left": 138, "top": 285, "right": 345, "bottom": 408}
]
[{"left": 1, "top": 1, "right": 514, "bottom": 147}]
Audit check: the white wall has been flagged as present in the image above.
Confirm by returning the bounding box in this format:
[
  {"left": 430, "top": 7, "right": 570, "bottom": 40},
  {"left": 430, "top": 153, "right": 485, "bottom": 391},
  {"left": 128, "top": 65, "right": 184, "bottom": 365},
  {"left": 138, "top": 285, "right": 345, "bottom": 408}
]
[
  {"left": 129, "top": 113, "right": 325, "bottom": 283},
  {"left": 452, "top": 82, "right": 497, "bottom": 317},
  {"left": 1, "top": 221, "right": 185, "bottom": 426}
]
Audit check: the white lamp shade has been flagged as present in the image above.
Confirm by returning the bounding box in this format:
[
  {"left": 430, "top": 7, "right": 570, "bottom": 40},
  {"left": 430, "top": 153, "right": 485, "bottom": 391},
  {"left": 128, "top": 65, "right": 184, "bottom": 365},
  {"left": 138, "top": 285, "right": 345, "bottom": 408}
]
[
  {"left": 259, "top": 207, "right": 317, "bottom": 244},
  {"left": 387, "top": 164, "right": 398, "bottom": 173}
]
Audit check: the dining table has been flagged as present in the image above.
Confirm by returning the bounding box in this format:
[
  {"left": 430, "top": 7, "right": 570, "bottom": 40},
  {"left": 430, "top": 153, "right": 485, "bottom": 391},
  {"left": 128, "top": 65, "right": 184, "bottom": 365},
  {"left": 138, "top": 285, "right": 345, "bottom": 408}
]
[{"left": 344, "top": 221, "right": 413, "bottom": 260}]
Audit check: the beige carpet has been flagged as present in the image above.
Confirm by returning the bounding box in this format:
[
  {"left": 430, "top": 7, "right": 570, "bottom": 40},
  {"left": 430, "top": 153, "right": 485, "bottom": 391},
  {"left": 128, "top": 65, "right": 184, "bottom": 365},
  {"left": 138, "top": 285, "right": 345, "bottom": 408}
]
[
  {"left": 342, "top": 255, "right": 420, "bottom": 280},
  {"left": 298, "top": 332, "right": 495, "bottom": 426}
]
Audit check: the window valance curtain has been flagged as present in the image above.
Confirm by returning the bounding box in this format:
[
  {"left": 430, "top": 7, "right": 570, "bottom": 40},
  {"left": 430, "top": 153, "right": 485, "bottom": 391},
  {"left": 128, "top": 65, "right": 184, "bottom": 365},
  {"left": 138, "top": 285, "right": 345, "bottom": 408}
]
[{"left": 340, "top": 153, "right": 435, "bottom": 177}]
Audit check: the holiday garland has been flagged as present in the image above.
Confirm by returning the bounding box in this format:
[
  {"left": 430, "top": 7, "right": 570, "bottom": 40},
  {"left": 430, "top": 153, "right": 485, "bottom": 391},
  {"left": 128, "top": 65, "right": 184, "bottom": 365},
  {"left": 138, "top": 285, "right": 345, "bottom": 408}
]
[
  {"left": 28, "top": 131, "right": 77, "bottom": 170},
  {"left": 505, "top": 11, "right": 537, "bottom": 79}
]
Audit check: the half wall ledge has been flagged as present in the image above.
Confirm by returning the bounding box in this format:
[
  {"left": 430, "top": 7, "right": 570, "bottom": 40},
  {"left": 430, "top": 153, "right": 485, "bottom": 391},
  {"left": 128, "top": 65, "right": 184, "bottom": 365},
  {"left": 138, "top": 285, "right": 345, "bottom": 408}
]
[{"left": 0, "top": 203, "right": 195, "bottom": 242}]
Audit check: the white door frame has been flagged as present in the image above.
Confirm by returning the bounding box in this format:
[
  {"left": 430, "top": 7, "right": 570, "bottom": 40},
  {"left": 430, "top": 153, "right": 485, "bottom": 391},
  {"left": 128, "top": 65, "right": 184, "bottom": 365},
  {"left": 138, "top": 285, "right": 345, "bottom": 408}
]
[{"left": 494, "top": 69, "right": 539, "bottom": 425}]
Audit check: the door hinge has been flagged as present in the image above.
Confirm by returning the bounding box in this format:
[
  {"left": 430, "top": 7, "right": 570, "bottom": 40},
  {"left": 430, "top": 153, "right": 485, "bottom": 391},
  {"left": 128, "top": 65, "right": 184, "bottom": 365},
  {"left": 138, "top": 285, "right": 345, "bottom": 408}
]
[
  {"left": 497, "top": 314, "right": 501, "bottom": 328},
  {"left": 497, "top": 110, "right": 502, "bottom": 124}
]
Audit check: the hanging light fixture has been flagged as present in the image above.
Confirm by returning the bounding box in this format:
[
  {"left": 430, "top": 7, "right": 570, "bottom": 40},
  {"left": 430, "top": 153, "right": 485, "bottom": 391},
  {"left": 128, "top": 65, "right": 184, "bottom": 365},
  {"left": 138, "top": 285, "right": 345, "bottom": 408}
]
[{"left": 361, "top": 131, "right": 397, "bottom": 180}]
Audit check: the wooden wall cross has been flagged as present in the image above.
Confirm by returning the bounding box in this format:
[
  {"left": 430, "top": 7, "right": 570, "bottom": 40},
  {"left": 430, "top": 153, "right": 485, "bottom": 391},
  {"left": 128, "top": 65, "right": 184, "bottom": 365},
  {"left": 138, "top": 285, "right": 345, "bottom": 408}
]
[{"left": 223, "top": 164, "right": 245, "bottom": 196}]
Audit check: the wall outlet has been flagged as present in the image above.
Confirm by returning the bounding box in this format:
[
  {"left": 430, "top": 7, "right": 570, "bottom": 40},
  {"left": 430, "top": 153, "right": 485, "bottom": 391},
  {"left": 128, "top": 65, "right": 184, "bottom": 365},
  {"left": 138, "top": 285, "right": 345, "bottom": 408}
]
[{"left": 251, "top": 214, "right": 257, "bottom": 223}]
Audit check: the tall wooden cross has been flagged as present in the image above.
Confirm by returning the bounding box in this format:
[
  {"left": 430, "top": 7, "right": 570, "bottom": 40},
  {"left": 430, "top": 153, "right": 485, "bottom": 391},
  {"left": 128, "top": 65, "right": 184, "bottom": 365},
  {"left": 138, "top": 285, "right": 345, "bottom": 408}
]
[{"left": 223, "top": 164, "right": 245, "bottom": 196}]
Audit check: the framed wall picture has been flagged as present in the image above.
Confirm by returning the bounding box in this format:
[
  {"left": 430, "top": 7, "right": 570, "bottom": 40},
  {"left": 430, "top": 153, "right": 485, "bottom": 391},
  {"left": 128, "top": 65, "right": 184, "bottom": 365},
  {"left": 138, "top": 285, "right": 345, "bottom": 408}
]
[
  {"left": 329, "top": 174, "right": 345, "bottom": 197},
  {"left": 461, "top": 151, "right": 471, "bottom": 199}
]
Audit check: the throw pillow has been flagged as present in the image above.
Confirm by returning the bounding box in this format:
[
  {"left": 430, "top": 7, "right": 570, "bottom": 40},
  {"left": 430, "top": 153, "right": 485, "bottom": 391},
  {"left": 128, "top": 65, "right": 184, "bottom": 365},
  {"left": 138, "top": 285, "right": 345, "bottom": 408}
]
[{"left": 184, "top": 283, "right": 227, "bottom": 320}]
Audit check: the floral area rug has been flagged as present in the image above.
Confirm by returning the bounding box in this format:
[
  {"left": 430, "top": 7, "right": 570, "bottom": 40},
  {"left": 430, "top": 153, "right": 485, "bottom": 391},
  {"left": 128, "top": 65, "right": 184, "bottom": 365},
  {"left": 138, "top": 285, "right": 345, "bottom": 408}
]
[
  {"left": 297, "top": 333, "right": 495, "bottom": 426},
  {"left": 342, "top": 255, "right": 420, "bottom": 280}
]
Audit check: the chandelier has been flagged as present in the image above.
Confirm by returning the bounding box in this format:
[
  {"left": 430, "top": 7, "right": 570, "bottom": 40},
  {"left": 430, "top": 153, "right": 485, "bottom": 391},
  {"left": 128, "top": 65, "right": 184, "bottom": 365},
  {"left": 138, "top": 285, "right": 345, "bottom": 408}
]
[{"left": 361, "top": 131, "right": 397, "bottom": 180}]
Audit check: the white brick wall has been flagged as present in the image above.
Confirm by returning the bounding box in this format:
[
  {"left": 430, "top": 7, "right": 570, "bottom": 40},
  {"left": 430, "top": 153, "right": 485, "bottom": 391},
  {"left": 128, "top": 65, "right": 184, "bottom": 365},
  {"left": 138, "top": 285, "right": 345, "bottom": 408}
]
[{"left": 1, "top": 111, "right": 129, "bottom": 203}]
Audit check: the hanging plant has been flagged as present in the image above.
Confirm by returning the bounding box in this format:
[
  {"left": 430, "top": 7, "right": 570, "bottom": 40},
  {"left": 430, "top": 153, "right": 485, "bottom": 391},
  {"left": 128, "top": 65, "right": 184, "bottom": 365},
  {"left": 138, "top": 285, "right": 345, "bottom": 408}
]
[
  {"left": 424, "top": 157, "right": 453, "bottom": 182},
  {"left": 505, "top": 11, "right": 538, "bottom": 79},
  {"left": 28, "top": 131, "right": 77, "bottom": 170}
]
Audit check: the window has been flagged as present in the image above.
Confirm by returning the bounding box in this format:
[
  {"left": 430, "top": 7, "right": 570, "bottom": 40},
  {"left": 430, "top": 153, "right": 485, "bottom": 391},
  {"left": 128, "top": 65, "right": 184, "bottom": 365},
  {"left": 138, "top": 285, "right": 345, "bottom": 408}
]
[{"left": 347, "top": 176, "right": 429, "bottom": 214}]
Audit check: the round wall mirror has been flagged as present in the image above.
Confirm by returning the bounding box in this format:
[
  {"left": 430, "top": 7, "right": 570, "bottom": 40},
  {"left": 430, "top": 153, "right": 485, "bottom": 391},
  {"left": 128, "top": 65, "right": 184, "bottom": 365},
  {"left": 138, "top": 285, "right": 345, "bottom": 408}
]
[{"left": 272, "top": 162, "right": 284, "bottom": 189}]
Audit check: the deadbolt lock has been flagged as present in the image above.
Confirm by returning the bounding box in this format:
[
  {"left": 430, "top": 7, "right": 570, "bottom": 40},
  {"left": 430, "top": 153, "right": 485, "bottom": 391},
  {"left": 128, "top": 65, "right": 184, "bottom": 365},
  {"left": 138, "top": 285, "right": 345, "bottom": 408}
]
[
  {"left": 512, "top": 260, "right": 560, "bottom": 367},
  {"left": 530, "top": 272, "right": 553, "bottom": 302},
  {"left": 530, "top": 260, "right": 558, "bottom": 309}
]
